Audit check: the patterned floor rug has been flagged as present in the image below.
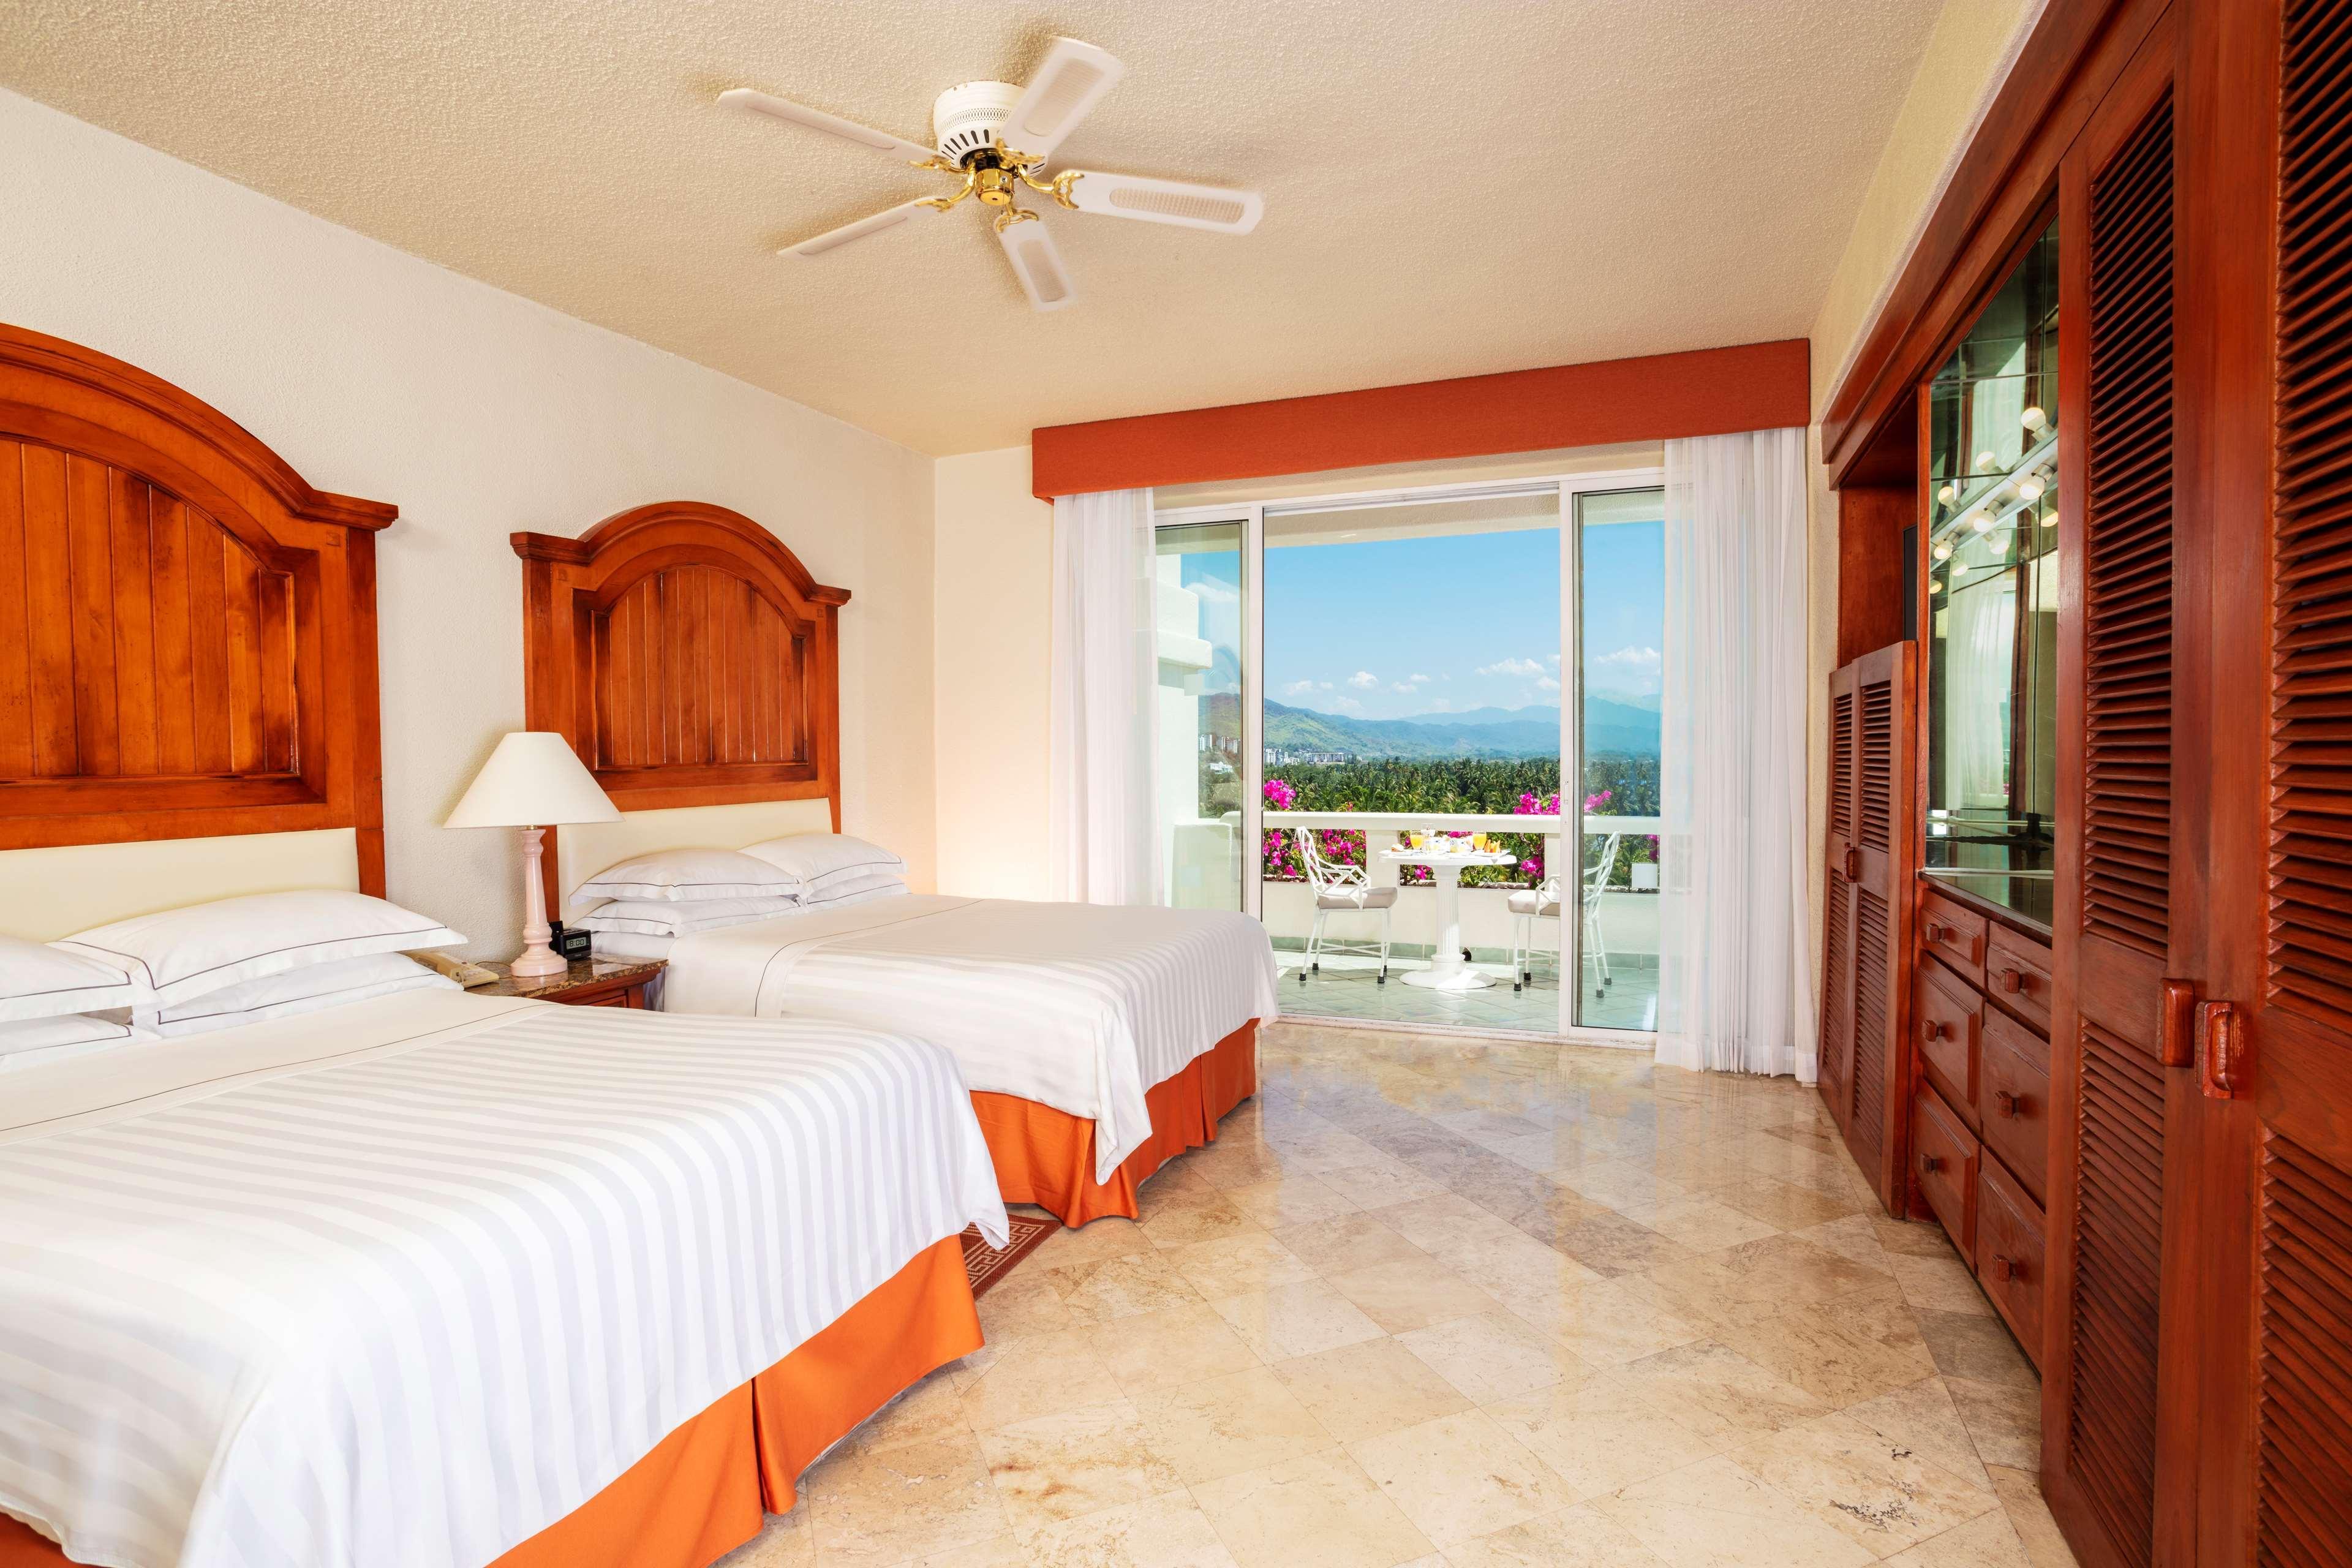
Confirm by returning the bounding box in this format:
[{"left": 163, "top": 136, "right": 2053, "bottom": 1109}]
[{"left": 959, "top": 1212, "right": 1058, "bottom": 1298}]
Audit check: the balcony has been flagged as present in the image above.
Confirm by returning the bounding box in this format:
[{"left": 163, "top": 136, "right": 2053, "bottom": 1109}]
[{"left": 1258, "top": 809, "right": 1660, "bottom": 1035}]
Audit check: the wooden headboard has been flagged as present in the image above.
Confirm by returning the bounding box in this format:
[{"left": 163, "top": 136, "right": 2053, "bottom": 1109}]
[
  {"left": 0, "top": 323, "right": 397, "bottom": 892},
  {"left": 512, "top": 502, "right": 850, "bottom": 899}
]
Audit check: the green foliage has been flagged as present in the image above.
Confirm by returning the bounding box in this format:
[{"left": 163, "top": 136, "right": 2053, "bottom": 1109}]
[{"left": 1248, "top": 754, "right": 1660, "bottom": 889}]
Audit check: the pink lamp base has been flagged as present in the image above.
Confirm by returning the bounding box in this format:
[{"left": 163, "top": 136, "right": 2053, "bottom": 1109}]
[
  {"left": 510, "top": 824, "right": 571, "bottom": 977},
  {"left": 509, "top": 942, "right": 570, "bottom": 978}
]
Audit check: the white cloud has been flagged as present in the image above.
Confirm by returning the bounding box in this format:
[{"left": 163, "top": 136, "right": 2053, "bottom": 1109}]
[
  {"left": 1595, "top": 645, "right": 1662, "bottom": 674},
  {"left": 1280, "top": 679, "right": 1317, "bottom": 697},
  {"left": 1328, "top": 696, "right": 1365, "bottom": 715},
  {"left": 1347, "top": 670, "right": 1379, "bottom": 689},
  {"left": 1405, "top": 673, "right": 1430, "bottom": 685},
  {"left": 1547, "top": 652, "right": 1561, "bottom": 665},
  {"left": 1536, "top": 675, "right": 1561, "bottom": 692},
  {"left": 1476, "top": 656, "right": 1547, "bottom": 679}
]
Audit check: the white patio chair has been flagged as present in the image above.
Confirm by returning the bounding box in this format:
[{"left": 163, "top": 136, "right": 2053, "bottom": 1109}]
[
  {"left": 1510, "top": 832, "right": 1621, "bottom": 997},
  {"left": 1297, "top": 827, "right": 1394, "bottom": 984}
]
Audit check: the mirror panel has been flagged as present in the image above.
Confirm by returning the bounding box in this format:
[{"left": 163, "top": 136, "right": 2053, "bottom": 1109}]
[{"left": 1923, "top": 221, "right": 2059, "bottom": 930}]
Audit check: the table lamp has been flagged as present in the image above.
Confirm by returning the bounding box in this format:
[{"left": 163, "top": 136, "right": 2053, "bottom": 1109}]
[{"left": 446, "top": 731, "right": 619, "bottom": 976}]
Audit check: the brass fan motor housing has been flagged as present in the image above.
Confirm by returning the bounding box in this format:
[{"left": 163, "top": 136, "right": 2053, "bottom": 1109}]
[{"left": 914, "top": 143, "right": 1082, "bottom": 232}]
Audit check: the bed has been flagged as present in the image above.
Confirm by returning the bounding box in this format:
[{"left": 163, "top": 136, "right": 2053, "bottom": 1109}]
[
  {"left": 513, "top": 511, "right": 1280, "bottom": 1224},
  {"left": 0, "top": 989, "right": 1005, "bottom": 1568},
  {"left": 0, "top": 326, "right": 1006, "bottom": 1568},
  {"left": 658, "top": 892, "right": 1280, "bottom": 1223}
]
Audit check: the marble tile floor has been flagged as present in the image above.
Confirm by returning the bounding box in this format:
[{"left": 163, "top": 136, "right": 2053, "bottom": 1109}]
[
  {"left": 720, "top": 1020, "right": 2073, "bottom": 1568},
  {"left": 1276, "top": 952, "right": 1660, "bottom": 1035}
]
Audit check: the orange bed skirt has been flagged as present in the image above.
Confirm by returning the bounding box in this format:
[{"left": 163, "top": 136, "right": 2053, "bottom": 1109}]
[
  {"left": 0, "top": 1234, "right": 980, "bottom": 1568},
  {"left": 967, "top": 1019, "right": 1260, "bottom": 1226}
]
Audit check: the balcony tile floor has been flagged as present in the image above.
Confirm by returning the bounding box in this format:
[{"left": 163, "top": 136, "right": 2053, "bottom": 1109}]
[
  {"left": 719, "top": 1020, "right": 2069, "bottom": 1568},
  {"left": 1278, "top": 952, "right": 1659, "bottom": 1035}
]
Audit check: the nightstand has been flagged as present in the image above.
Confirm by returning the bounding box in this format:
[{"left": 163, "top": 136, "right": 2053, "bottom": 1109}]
[{"left": 470, "top": 956, "right": 665, "bottom": 1009}]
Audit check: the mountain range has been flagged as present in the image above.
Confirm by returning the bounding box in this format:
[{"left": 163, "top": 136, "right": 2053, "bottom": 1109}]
[{"left": 1208, "top": 697, "right": 1659, "bottom": 759}]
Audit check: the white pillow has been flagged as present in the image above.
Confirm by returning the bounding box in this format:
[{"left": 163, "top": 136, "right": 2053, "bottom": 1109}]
[
  {"left": 575, "top": 850, "right": 800, "bottom": 903},
  {"left": 575, "top": 895, "right": 801, "bottom": 938},
  {"left": 739, "top": 834, "right": 906, "bottom": 892},
  {"left": 0, "top": 935, "right": 140, "bottom": 1022},
  {"left": 801, "top": 873, "right": 910, "bottom": 908},
  {"left": 153, "top": 952, "right": 457, "bottom": 1038},
  {"left": 589, "top": 930, "right": 676, "bottom": 962},
  {"left": 0, "top": 1009, "right": 151, "bottom": 1063},
  {"left": 55, "top": 891, "right": 466, "bottom": 1008}
]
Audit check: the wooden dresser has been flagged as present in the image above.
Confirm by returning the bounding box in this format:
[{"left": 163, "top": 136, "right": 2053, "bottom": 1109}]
[{"left": 1909, "top": 881, "right": 2052, "bottom": 1366}]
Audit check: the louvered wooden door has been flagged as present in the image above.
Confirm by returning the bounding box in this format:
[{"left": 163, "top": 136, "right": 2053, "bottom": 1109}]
[
  {"left": 2043, "top": 23, "right": 2198, "bottom": 1568},
  {"left": 1820, "top": 641, "right": 1912, "bottom": 1215},
  {"left": 1820, "top": 665, "right": 1860, "bottom": 1134},
  {"left": 2182, "top": 0, "right": 2352, "bottom": 1559}
]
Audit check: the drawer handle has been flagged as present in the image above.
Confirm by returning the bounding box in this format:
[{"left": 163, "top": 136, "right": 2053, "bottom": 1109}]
[
  {"left": 1996, "top": 968, "right": 2029, "bottom": 995},
  {"left": 1919, "top": 1153, "right": 1942, "bottom": 1175},
  {"left": 1990, "top": 1254, "right": 2021, "bottom": 1283},
  {"left": 1994, "top": 1088, "right": 2024, "bottom": 1118},
  {"left": 1921, "top": 1019, "right": 1946, "bottom": 1042},
  {"left": 1844, "top": 847, "right": 1861, "bottom": 880},
  {"left": 1924, "top": 921, "right": 1947, "bottom": 944}
]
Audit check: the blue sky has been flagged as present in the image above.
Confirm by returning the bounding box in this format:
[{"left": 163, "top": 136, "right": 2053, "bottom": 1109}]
[{"left": 1244, "top": 522, "right": 1664, "bottom": 722}]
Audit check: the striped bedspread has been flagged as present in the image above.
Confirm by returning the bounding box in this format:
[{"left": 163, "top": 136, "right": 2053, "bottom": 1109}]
[
  {"left": 663, "top": 896, "right": 1282, "bottom": 1180},
  {"left": 0, "top": 989, "right": 1007, "bottom": 1568}
]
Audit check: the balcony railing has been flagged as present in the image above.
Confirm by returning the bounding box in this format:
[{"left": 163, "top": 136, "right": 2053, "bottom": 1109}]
[{"left": 1262, "top": 809, "right": 1663, "bottom": 837}]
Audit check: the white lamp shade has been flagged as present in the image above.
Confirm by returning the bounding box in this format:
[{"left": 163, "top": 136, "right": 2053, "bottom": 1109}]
[{"left": 446, "top": 732, "right": 620, "bottom": 829}]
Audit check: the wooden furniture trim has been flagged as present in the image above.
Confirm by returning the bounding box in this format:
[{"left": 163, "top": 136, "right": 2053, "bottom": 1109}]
[
  {"left": 1029, "top": 339, "right": 1809, "bottom": 498},
  {"left": 0, "top": 322, "right": 396, "bottom": 891},
  {"left": 474, "top": 956, "right": 665, "bottom": 1008},
  {"left": 513, "top": 503, "right": 850, "bottom": 913},
  {"left": 1821, "top": 0, "right": 2171, "bottom": 486}
]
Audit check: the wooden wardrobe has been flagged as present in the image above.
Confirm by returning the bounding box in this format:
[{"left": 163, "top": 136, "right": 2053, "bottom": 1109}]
[{"left": 1815, "top": 1, "right": 2352, "bottom": 1563}]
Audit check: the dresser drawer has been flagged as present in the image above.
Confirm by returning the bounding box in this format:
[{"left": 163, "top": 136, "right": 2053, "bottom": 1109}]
[
  {"left": 1912, "top": 1086, "right": 1980, "bottom": 1261},
  {"left": 1915, "top": 959, "right": 1981, "bottom": 1126},
  {"left": 1985, "top": 924, "right": 2053, "bottom": 1033},
  {"left": 1980, "top": 1009, "right": 2051, "bottom": 1205},
  {"left": 1976, "top": 1158, "right": 2047, "bottom": 1365},
  {"left": 1919, "top": 889, "right": 1988, "bottom": 986}
]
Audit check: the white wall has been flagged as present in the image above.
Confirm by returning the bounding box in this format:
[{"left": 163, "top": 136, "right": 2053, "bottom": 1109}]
[
  {"left": 932, "top": 447, "right": 1054, "bottom": 899},
  {"left": 0, "top": 86, "right": 937, "bottom": 954}
]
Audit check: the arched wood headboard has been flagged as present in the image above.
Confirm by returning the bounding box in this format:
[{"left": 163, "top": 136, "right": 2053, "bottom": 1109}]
[
  {"left": 511, "top": 501, "right": 850, "bottom": 840},
  {"left": 0, "top": 323, "right": 397, "bottom": 892}
]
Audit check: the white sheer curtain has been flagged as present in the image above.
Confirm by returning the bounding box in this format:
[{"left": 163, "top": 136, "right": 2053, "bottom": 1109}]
[
  {"left": 1655, "top": 428, "right": 1818, "bottom": 1079},
  {"left": 1048, "top": 488, "right": 1162, "bottom": 905},
  {"left": 1946, "top": 575, "right": 2016, "bottom": 810}
]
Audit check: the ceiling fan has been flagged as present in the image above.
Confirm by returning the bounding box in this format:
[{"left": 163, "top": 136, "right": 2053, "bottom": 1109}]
[{"left": 718, "top": 37, "right": 1265, "bottom": 312}]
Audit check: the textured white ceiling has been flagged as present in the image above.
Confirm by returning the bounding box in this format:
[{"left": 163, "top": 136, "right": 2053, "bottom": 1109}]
[{"left": 0, "top": 1, "right": 1942, "bottom": 454}]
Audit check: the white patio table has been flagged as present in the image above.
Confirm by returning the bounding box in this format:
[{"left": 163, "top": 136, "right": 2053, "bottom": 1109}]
[{"left": 1380, "top": 844, "right": 1517, "bottom": 990}]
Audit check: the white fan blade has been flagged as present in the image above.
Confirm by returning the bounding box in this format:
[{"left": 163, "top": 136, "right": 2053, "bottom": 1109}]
[
  {"left": 997, "top": 220, "right": 1076, "bottom": 312},
  {"left": 782, "top": 198, "right": 937, "bottom": 258},
  {"left": 1001, "top": 37, "right": 1126, "bottom": 163},
  {"left": 1059, "top": 170, "right": 1263, "bottom": 234},
  {"left": 718, "top": 88, "right": 937, "bottom": 165}
]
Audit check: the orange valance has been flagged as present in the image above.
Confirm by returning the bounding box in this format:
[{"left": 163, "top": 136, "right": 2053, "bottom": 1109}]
[{"left": 1030, "top": 340, "right": 1809, "bottom": 497}]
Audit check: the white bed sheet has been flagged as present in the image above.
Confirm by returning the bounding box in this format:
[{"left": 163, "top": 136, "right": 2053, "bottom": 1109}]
[
  {"left": 662, "top": 896, "right": 1282, "bottom": 1180},
  {"left": 0, "top": 987, "right": 1006, "bottom": 1568}
]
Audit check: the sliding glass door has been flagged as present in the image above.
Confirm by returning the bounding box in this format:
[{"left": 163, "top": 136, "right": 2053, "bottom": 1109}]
[
  {"left": 1153, "top": 468, "right": 1665, "bottom": 1038},
  {"left": 1152, "top": 520, "right": 1251, "bottom": 913},
  {"left": 1572, "top": 486, "right": 1665, "bottom": 1031}
]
